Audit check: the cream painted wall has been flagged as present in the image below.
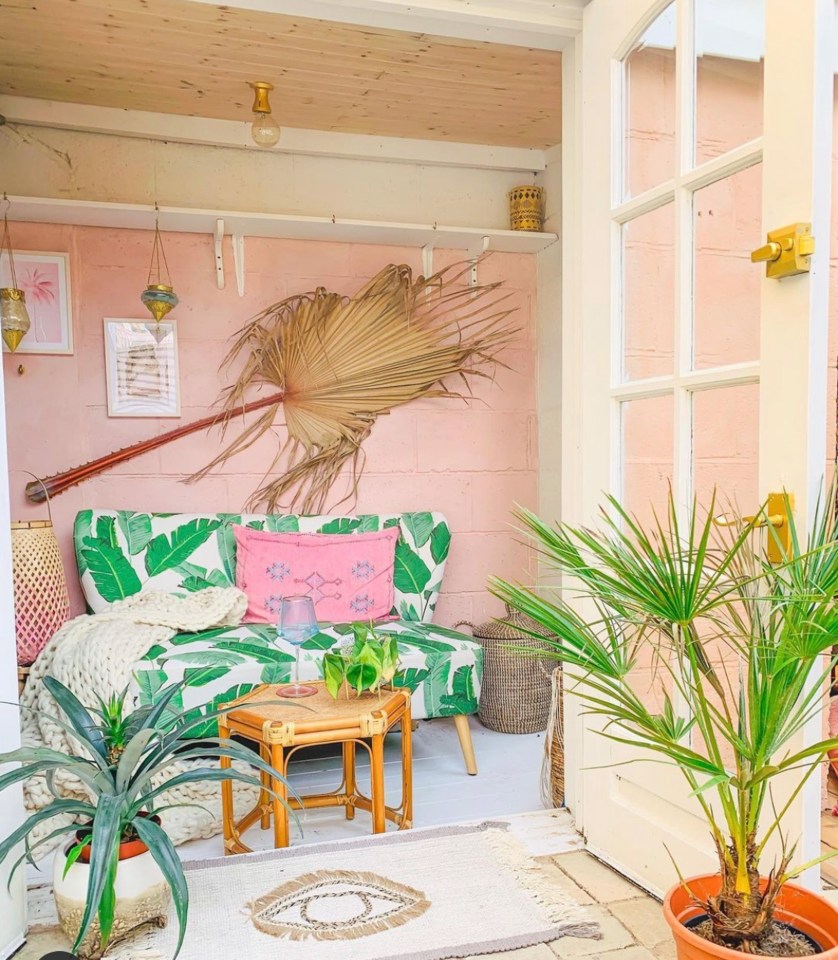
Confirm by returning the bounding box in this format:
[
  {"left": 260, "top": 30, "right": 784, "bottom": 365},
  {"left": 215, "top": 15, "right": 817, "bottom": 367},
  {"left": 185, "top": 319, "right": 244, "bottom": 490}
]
[{"left": 0, "top": 124, "right": 536, "bottom": 229}]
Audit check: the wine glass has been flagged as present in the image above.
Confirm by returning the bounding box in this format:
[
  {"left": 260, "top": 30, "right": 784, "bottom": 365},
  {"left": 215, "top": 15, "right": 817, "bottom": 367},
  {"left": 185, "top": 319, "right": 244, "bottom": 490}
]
[{"left": 277, "top": 595, "right": 319, "bottom": 698}]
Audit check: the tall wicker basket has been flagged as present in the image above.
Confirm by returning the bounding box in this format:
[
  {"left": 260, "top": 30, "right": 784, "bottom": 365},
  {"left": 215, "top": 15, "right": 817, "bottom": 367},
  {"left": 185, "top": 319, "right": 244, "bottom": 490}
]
[
  {"left": 12, "top": 518, "right": 70, "bottom": 665},
  {"left": 457, "top": 604, "right": 554, "bottom": 734}
]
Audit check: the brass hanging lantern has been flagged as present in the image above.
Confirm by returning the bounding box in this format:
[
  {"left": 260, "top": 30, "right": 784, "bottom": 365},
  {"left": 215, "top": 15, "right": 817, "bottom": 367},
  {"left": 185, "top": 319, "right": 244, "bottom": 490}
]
[
  {"left": 0, "top": 196, "right": 32, "bottom": 353},
  {"left": 140, "top": 206, "right": 179, "bottom": 323}
]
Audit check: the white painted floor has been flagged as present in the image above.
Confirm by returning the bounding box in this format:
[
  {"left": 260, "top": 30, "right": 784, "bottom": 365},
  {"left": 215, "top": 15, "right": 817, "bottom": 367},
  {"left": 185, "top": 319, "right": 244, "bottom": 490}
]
[{"left": 179, "top": 714, "right": 561, "bottom": 859}]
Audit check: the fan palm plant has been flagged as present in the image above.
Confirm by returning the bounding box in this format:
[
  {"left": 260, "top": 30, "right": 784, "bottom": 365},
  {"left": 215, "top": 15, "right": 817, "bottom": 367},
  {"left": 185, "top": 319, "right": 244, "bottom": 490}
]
[
  {"left": 0, "top": 677, "right": 289, "bottom": 958},
  {"left": 493, "top": 491, "right": 838, "bottom": 954}
]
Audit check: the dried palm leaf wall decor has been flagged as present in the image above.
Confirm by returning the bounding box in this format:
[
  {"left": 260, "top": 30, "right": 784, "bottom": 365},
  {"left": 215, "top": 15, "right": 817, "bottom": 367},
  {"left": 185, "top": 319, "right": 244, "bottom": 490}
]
[{"left": 26, "top": 262, "right": 517, "bottom": 512}]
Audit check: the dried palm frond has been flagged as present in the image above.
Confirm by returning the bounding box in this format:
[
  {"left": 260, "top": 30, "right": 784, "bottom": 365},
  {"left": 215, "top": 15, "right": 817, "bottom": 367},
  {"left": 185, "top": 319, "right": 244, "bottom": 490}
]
[{"left": 189, "top": 261, "right": 517, "bottom": 513}]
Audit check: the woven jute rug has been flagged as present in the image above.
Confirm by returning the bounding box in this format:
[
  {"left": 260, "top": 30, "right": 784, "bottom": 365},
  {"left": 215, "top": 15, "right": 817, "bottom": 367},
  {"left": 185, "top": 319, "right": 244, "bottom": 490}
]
[{"left": 106, "top": 822, "right": 600, "bottom": 960}]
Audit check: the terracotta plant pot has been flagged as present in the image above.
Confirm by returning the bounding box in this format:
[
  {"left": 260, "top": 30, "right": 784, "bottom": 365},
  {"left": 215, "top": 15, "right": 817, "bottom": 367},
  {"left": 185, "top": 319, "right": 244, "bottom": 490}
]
[
  {"left": 664, "top": 874, "right": 838, "bottom": 960},
  {"left": 53, "top": 836, "right": 170, "bottom": 960}
]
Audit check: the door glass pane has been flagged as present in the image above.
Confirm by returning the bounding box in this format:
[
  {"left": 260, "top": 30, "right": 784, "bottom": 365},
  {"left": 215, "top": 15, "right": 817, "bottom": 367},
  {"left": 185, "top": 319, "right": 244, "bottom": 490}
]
[
  {"left": 691, "top": 383, "right": 759, "bottom": 510},
  {"left": 622, "top": 202, "right": 675, "bottom": 381},
  {"left": 695, "top": 0, "right": 765, "bottom": 166},
  {"left": 624, "top": 2, "right": 676, "bottom": 198},
  {"left": 693, "top": 163, "right": 762, "bottom": 369},
  {"left": 621, "top": 393, "right": 674, "bottom": 529}
]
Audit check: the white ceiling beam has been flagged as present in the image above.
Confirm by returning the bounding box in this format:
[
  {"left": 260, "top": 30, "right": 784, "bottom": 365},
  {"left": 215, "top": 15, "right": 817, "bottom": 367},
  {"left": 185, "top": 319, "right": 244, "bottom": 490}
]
[
  {"left": 0, "top": 96, "right": 546, "bottom": 173},
  {"left": 186, "top": 0, "right": 587, "bottom": 51}
]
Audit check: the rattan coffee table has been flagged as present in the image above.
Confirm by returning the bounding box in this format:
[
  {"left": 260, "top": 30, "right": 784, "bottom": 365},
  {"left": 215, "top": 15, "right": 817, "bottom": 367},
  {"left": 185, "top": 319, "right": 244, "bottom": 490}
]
[{"left": 219, "top": 682, "right": 413, "bottom": 854}]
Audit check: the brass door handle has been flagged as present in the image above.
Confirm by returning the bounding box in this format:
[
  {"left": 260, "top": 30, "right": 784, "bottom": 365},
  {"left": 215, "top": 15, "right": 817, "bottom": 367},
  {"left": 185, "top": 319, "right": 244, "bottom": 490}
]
[
  {"left": 713, "top": 513, "right": 785, "bottom": 529},
  {"left": 711, "top": 493, "right": 794, "bottom": 564},
  {"left": 750, "top": 240, "right": 787, "bottom": 264}
]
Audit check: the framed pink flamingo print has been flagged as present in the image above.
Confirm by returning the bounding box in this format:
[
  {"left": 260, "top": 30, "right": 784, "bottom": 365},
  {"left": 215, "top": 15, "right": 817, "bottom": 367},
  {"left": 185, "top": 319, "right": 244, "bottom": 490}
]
[{"left": 0, "top": 251, "right": 72, "bottom": 355}]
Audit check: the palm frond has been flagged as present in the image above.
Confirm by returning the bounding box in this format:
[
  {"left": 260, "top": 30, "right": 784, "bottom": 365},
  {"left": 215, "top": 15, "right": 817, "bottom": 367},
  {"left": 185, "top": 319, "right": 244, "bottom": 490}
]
[{"left": 189, "top": 261, "right": 517, "bottom": 512}]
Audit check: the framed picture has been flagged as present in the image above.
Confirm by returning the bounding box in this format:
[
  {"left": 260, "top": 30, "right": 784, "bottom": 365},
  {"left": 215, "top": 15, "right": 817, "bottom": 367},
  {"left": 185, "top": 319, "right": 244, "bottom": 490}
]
[
  {"left": 103, "top": 319, "right": 180, "bottom": 418},
  {"left": 0, "top": 251, "right": 73, "bottom": 354}
]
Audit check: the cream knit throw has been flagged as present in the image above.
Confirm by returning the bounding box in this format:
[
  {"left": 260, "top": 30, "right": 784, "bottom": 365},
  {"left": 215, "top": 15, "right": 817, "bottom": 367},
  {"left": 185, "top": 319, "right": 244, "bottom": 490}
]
[{"left": 22, "top": 588, "right": 261, "bottom": 854}]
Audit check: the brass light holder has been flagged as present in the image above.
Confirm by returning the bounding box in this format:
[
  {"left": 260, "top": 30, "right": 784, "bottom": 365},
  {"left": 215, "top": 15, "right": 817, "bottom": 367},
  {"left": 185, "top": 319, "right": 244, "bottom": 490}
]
[
  {"left": 250, "top": 81, "right": 274, "bottom": 114},
  {"left": 0, "top": 199, "right": 31, "bottom": 352},
  {"left": 141, "top": 209, "right": 178, "bottom": 322}
]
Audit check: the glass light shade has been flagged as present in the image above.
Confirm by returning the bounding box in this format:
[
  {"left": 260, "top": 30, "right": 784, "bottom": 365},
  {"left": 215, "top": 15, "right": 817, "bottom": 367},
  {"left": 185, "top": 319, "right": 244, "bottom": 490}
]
[
  {"left": 141, "top": 283, "right": 179, "bottom": 322},
  {"left": 251, "top": 112, "right": 281, "bottom": 147},
  {"left": 0, "top": 288, "right": 31, "bottom": 352}
]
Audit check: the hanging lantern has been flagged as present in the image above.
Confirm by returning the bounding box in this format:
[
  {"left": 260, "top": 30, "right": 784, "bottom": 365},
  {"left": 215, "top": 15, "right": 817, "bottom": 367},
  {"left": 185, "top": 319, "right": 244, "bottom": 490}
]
[
  {"left": 12, "top": 479, "right": 70, "bottom": 666},
  {"left": 0, "top": 198, "right": 32, "bottom": 353},
  {"left": 141, "top": 207, "right": 179, "bottom": 323}
]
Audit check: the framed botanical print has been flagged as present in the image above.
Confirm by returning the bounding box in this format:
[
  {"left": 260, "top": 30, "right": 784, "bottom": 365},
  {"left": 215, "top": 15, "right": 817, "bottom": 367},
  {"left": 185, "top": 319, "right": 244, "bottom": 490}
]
[
  {"left": 104, "top": 319, "right": 180, "bottom": 418},
  {"left": 0, "top": 251, "right": 73, "bottom": 354}
]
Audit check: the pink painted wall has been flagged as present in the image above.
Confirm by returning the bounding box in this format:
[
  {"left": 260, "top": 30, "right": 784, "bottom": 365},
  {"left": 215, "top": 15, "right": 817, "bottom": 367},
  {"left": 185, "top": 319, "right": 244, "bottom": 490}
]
[{"left": 3, "top": 222, "right": 538, "bottom": 623}]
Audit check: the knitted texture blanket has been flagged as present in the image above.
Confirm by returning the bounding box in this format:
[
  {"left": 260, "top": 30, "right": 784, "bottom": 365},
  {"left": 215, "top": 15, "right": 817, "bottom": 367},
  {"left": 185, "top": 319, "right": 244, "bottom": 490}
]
[{"left": 22, "top": 588, "right": 260, "bottom": 853}]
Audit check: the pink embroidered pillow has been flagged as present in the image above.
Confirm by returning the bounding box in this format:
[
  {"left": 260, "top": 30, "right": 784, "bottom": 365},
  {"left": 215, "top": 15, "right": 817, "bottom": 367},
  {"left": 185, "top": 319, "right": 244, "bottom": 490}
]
[{"left": 233, "top": 525, "right": 399, "bottom": 624}]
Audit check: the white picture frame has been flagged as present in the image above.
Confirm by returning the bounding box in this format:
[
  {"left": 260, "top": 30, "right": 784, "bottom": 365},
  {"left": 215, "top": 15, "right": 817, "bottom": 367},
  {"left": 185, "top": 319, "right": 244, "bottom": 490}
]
[
  {"left": 103, "top": 319, "right": 180, "bottom": 418},
  {"left": 0, "top": 251, "right": 73, "bottom": 354}
]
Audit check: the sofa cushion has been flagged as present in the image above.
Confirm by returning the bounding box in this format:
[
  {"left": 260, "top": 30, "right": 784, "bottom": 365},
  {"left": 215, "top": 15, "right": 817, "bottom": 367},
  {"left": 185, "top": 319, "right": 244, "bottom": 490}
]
[
  {"left": 129, "top": 620, "right": 482, "bottom": 735},
  {"left": 74, "top": 511, "right": 451, "bottom": 622},
  {"left": 233, "top": 525, "right": 399, "bottom": 623}
]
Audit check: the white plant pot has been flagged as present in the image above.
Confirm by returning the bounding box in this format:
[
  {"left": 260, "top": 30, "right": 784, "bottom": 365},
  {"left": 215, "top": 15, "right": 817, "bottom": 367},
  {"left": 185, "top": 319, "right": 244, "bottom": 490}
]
[{"left": 53, "top": 845, "right": 171, "bottom": 959}]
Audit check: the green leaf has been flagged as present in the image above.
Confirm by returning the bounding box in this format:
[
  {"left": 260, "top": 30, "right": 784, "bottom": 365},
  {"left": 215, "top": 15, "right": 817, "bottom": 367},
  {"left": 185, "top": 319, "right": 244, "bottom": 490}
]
[
  {"left": 141, "top": 644, "right": 167, "bottom": 662},
  {"left": 183, "top": 666, "right": 229, "bottom": 687},
  {"left": 96, "top": 515, "right": 118, "bottom": 549},
  {"left": 430, "top": 523, "right": 451, "bottom": 564},
  {"left": 180, "top": 570, "right": 231, "bottom": 592},
  {"left": 133, "top": 817, "right": 189, "bottom": 959},
  {"left": 73, "top": 794, "right": 124, "bottom": 954},
  {"left": 347, "top": 660, "right": 380, "bottom": 694},
  {"left": 264, "top": 515, "right": 300, "bottom": 532},
  {"left": 260, "top": 663, "right": 291, "bottom": 684},
  {"left": 133, "top": 669, "right": 167, "bottom": 706},
  {"left": 62, "top": 841, "right": 87, "bottom": 879},
  {"left": 392, "top": 667, "right": 429, "bottom": 692},
  {"left": 383, "top": 517, "right": 401, "bottom": 529},
  {"left": 80, "top": 537, "right": 142, "bottom": 603},
  {"left": 439, "top": 665, "right": 478, "bottom": 715},
  {"left": 164, "top": 650, "right": 245, "bottom": 667},
  {"left": 398, "top": 601, "right": 420, "bottom": 621},
  {"left": 422, "top": 657, "right": 452, "bottom": 717},
  {"left": 393, "top": 540, "right": 431, "bottom": 596},
  {"left": 145, "top": 519, "right": 222, "bottom": 577},
  {"left": 323, "top": 652, "right": 347, "bottom": 699},
  {"left": 117, "top": 512, "right": 153, "bottom": 555},
  {"left": 216, "top": 525, "right": 238, "bottom": 583},
  {"left": 403, "top": 512, "right": 434, "bottom": 547},
  {"left": 43, "top": 676, "right": 108, "bottom": 761},
  {"left": 301, "top": 631, "right": 340, "bottom": 651},
  {"left": 318, "top": 517, "right": 362, "bottom": 534},
  {"left": 74, "top": 510, "right": 94, "bottom": 575}
]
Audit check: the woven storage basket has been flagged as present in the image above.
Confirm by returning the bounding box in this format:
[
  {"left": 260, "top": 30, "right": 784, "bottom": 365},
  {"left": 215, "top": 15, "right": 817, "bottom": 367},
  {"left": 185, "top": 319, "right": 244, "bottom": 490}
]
[
  {"left": 457, "top": 604, "right": 554, "bottom": 734},
  {"left": 12, "top": 518, "right": 70, "bottom": 665}
]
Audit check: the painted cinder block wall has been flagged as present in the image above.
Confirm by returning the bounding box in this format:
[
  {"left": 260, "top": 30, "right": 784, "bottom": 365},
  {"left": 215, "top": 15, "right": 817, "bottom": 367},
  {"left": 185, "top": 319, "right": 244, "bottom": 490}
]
[{"left": 3, "top": 221, "right": 538, "bottom": 623}]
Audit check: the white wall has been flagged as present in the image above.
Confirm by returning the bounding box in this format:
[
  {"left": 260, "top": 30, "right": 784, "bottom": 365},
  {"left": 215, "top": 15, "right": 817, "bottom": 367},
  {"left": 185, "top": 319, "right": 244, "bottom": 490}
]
[{"left": 0, "top": 123, "right": 535, "bottom": 228}]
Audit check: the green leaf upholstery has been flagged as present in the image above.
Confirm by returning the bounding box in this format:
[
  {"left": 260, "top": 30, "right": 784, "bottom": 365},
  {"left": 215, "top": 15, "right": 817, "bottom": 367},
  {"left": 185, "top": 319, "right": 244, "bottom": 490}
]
[{"left": 73, "top": 510, "right": 482, "bottom": 726}]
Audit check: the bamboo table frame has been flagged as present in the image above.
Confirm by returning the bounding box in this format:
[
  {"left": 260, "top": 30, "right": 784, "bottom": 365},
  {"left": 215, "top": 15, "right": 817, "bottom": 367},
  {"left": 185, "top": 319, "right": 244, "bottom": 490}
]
[{"left": 219, "top": 682, "right": 413, "bottom": 854}]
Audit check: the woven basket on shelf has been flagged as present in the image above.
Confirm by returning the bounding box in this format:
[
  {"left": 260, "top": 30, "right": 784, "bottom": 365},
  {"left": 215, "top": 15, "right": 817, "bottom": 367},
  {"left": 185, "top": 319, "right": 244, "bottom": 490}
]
[{"left": 456, "top": 604, "right": 554, "bottom": 734}]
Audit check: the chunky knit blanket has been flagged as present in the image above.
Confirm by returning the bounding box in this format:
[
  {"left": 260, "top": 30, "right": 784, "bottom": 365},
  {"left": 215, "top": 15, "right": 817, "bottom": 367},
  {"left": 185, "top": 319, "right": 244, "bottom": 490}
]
[{"left": 22, "top": 588, "right": 261, "bottom": 853}]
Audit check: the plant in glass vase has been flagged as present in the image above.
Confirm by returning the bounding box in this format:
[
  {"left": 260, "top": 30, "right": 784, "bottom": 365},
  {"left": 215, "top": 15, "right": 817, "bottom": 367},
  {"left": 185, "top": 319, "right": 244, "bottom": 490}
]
[
  {"left": 493, "top": 491, "right": 838, "bottom": 959},
  {"left": 323, "top": 622, "right": 400, "bottom": 699}
]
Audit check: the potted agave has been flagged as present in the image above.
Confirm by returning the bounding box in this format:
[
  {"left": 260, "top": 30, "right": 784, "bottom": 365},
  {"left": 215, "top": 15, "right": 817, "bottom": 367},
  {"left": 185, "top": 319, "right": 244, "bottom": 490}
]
[
  {"left": 493, "top": 492, "right": 838, "bottom": 959},
  {"left": 0, "top": 677, "right": 288, "bottom": 959}
]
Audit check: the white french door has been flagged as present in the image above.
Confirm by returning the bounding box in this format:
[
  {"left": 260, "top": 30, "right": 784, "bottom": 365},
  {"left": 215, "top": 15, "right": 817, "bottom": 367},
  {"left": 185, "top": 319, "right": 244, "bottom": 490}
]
[{"left": 564, "top": 0, "right": 834, "bottom": 894}]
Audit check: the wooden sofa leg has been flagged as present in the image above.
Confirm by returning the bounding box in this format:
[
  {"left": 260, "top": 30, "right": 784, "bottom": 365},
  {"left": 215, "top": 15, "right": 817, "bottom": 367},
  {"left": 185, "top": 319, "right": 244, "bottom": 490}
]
[{"left": 453, "top": 714, "right": 478, "bottom": 776}]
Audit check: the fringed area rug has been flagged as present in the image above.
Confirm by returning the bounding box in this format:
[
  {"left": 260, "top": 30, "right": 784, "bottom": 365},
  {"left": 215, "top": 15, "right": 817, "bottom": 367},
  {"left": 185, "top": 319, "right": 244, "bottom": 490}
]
[{"left": 107, "top": 822, "right": 600, "bottom": 960}]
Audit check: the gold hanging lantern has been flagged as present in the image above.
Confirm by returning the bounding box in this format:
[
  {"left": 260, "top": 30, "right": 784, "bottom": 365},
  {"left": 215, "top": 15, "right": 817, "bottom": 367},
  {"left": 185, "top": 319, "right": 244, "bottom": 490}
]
[
  {"left": 141, "top": 206, "right": 179, "bottom": 323},
  {"left": 0, "top": 196, "right": 32, "bottom": 353}
]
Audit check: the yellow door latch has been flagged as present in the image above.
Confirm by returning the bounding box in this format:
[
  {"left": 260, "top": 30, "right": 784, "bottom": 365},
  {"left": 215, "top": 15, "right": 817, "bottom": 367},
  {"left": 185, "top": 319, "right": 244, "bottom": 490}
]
[
  {"left": 713, "top": 492, "right": 794, "bottom": 564},
  {"left": 751, "top": 223, "right": 815, "bottom": 279}
]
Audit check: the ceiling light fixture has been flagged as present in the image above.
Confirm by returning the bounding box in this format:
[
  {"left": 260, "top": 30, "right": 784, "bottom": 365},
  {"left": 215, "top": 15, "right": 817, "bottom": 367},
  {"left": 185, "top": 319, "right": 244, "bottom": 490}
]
[{"left": 248, "top": 81, "right": 281, "bottom": 148}]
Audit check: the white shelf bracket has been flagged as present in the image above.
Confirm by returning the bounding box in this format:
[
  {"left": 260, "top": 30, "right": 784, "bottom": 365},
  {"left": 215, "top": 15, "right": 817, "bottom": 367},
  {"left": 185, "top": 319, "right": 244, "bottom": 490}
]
[
  {"left": 421, "top": 240, "right": 436, "bottom": 278},
  {"left": 467, "top": 236, "right": 490, "bottom": 286},
  {"left": 214, "top": 218, "right": 225, "bottom": 289},
  {"left": 232, "top": 234, "right": 245, "bottom": 297}
]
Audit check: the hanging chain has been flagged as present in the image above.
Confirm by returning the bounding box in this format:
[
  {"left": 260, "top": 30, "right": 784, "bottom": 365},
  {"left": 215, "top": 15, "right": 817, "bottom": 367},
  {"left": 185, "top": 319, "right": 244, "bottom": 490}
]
[
  {"left": 146, "top": 204, "right": 172, "bottom": 287},
  {"left": 1, "top": 194, "right": 18, "bottom": 290}
]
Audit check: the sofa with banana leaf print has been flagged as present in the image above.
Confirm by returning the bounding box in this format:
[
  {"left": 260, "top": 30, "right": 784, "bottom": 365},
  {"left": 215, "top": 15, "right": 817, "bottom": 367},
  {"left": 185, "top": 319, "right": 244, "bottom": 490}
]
[{"left": 74, "top": 509, "right": 482, "bottom": 773}]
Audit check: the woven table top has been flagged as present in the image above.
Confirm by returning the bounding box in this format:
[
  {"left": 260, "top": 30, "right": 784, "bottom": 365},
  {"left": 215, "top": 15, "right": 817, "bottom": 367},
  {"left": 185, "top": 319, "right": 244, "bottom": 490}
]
[{"left": 222, "top": 681, "right": 409, "bottom": 736}]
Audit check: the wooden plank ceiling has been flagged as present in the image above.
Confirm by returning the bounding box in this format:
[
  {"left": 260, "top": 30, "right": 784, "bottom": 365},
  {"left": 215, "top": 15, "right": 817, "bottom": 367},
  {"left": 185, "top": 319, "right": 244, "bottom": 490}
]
[{"left": 0, "top": 0, "right": 562, "bottom": 148}]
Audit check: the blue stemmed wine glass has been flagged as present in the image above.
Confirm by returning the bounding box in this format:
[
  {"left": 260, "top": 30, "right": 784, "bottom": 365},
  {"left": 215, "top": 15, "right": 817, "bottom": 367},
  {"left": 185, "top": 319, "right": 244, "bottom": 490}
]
[{"left": 277, "top": 595, "right": 319, "bottom": 698}]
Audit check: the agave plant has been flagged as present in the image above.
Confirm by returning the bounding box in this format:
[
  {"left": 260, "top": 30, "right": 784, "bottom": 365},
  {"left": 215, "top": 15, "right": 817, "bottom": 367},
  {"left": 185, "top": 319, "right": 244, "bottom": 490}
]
[
  {"left": 0, "top": 677, "right": 289, "bottom": 958},
  {"left": 493, "top": 491, "right": 838, "bottom": 953}
]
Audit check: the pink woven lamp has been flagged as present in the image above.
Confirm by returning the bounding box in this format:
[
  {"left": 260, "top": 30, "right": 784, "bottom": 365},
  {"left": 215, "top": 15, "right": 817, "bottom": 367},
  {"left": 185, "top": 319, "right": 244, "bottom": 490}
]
[{"left": 12, "top": 478, "right": 70, "bottom": 665}]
